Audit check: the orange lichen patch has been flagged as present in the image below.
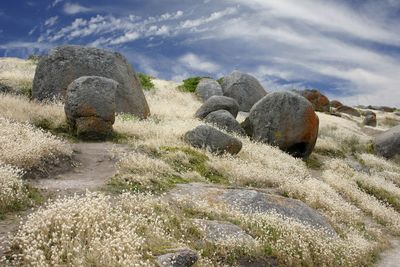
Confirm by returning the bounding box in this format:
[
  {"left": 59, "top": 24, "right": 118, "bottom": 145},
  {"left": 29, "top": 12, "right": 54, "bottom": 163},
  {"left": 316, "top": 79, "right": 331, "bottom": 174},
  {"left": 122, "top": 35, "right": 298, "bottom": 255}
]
[
  {"left": 76, "top": 103, "right": 98, "bottom": 117},
  {"left": 301, "top": 106, "right": 319, "bottom": 143}
]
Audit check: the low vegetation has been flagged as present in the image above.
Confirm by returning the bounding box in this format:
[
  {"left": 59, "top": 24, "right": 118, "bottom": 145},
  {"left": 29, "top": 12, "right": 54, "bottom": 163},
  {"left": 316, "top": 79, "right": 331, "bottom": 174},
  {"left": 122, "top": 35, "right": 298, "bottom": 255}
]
[
  {"left": 137, "top": 73, "right": 155, "bottom": 91},
  {"left": 178, "top": 76, "right": 205, "bottom": 93}
]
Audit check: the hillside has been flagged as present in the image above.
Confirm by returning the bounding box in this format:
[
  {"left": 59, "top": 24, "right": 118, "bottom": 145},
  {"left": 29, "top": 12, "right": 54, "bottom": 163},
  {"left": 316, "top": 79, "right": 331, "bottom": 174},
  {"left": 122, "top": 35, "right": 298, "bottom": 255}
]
[{"left": 1, "top": 57, "right": 400, "bottom": 266}]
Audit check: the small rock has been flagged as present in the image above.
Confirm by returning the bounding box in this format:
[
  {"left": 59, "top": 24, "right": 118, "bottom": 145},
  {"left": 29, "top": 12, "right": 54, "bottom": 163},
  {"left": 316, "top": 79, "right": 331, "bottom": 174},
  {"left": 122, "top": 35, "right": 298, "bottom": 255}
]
[
  {"left": 184, "top": 125, "right": 242, "bottom": 155},
  {"left": 336, "top": 105, "right": 360, "bottom": 117},
  {"left": 244, "top": 91, "right": 319, "bottom": 159},
  {"left": 221, "top": 71, "right": 267, "bottom": 112},
  {"left": 195, "top": 78, "right": 223, "bottom": 101},
  {"left": 195, "top": 96, "right": 240, "bottom": 119},
  {"left": 362, "top": 111, "right": 377, "bottom": 127},
  {"left": 374, "top": 125, "right": 400, "bottom": 159},
  {"left": 295, "top": 89, "right": 330, "bottom": 112},
  {"left": 204, "top": 110, "right": 245, "bottom": 135},
  {"left": 157, "top": 248, "right": 198, "bottom": 267},
  {"left": 0, "top": 83, "right": 12, "bottom": 94},
  {"left": 65, "top": 76, "right": 118, "bottom": 140}
]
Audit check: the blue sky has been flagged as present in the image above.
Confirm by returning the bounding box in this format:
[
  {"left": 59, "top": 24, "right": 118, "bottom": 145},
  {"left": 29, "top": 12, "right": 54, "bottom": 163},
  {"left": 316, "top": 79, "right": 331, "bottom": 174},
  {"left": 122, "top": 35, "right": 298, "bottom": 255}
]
[{"left": 1, "top": 0, "right": 400, "bottom": 107}]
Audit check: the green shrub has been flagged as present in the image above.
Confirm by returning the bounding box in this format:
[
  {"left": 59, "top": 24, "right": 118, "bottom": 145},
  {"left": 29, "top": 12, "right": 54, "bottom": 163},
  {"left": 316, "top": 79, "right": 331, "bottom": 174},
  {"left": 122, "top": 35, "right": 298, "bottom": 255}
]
[
  {"left": 217, "top": 77, "right": 224, "bottom": 86},
  {"left": 178, "top": 77, "right": 207, "bottom": 93},
  {"left": 137, "top": 73, "right": 155, "bottom": 91}
]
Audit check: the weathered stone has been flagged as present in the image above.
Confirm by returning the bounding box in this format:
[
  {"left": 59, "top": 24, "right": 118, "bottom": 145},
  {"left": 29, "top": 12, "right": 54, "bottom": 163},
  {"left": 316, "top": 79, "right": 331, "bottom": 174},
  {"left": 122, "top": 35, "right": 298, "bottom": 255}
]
[
  {"left": 375, "top": 125, "right": 400, "bottom": 159},
  {"left": 221, "top": 71, "right": 267, "bottom": 112},
  {"left": 33, "top": 45, "right": 150, "bottom": 118},
  {"left": 295, "top": 89, "right": 330, "bottom": 112},
  {"left": 361, "top": 111, "right": 377, "bottom": 127},
  {"left": 193, "top": 219, "right": 256, "bottom": 245},
  {"left": 184, "top": 125, "right": 242, "bottom": 155},
  {"left": 368, "top": 105, "right": 396, "bottom": 113},
  {"left": 0, "top": 83, "right": 12, "bottom": 94},
  {"left": 330, "top": 100, "right": 343, "bottom": 108},
  {"left": 157, "top": 248, "right": 198, "bottom": 267},
  {"left": 168, "top": 183, "right": 336, "bottom": 235},
  {"left": 195, "top": 78, "right": 223, "bottom": 101},
  {"left": 195, "top": 96, "right": 239, "bottom": 119},
  {"left": 336, "top": 105, "right": 360, "bottom": 117},
  {"left": 204, "top": 110, "right": 245, "bottom": 135},
  {"left": 65, "top": 76, "right": 117, "bottom": 140},
  {"left": 244, "top": 91, "right": 319, "bottom": 159}
]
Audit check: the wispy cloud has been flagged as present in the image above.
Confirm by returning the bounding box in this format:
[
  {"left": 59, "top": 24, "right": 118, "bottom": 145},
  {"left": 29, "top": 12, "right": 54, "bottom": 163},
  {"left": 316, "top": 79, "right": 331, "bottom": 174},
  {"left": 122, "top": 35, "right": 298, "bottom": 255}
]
[
  {"left": 63, "top": 3, "right": 92, "bottom": 15},
  {"left": 44, "top": 16, "right": 59, "bottom": 27},
  {"left": 179, "top": 53, "right": 220, "bottom": 73}
]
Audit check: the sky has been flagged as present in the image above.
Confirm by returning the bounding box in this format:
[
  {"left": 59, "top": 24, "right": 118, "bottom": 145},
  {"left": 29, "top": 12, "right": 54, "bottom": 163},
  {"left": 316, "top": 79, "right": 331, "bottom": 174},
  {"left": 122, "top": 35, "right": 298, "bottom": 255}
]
[{"left": 0, "top": 0, "right": 400, "bottom": 107}]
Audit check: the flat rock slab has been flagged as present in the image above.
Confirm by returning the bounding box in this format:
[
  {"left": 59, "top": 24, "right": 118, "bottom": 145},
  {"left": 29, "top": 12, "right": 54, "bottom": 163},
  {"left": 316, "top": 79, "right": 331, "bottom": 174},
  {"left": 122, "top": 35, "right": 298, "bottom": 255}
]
[
  {"left": 169, "top": 183, "right": 335, "bottom": 234},
  {"left": 193, "top": 219, "right": 257, "bottom": 245}
]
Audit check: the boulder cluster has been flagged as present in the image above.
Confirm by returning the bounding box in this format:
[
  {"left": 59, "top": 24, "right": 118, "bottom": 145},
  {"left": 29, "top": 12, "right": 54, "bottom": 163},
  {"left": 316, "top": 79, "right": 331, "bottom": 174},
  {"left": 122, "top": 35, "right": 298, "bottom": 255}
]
[
  {"left": 30, "top": 45, "right": 400, "bottom": 160},
  {"left": 32, "top": 45, "right": 150, "bottom": 140},
  {"left": 185, "top": 72, "right": 321, "bottom": 159}
]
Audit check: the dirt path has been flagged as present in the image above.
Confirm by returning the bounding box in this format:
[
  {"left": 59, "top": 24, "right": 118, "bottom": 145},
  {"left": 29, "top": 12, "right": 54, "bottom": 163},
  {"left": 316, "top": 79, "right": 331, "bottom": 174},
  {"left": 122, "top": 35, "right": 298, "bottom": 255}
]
[
  {"left": 377, "top": 239, "right": 400, "bottom": 267},
  {"left": 1, "top": 142, "right": 128, "bottom": 259},
  {"left": 30, "top": 142, "right": 125, "bottom": 196}
]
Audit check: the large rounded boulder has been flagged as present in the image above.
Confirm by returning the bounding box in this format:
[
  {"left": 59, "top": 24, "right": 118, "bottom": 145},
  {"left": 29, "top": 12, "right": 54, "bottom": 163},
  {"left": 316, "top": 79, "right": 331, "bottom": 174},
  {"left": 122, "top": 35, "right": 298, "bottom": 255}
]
[
  {"left": 374, "top": 125, "right": 400, "bottom": 159},
  {"left": 204, "top": 110, "right": 245, "bottom": 136},
  {"left": 33, "top": 45, "right": 150, "bottom": 119},
  {"left": 65, "top": 76, "right": 118, "bottom": 140},
  {"left": 221, "top": 71, "right": 267, "bottom": 112},
  {"left": 184, "top": 125, "right": 242, "bottom": 155},
  {"left": 337, "top": 105, "right": 360, "bottom": 117},
  {"left": 295, "top": 89, "right": 330, "bottom": 112},
  {"left": 195, "top": 96, "right": 239, "bottom": 119},
  {"left": 243, "top": 91, "right": 319, "bottom": 158},
  {"left": 195, "top": 78, "right": 223, "bottom": 101}
]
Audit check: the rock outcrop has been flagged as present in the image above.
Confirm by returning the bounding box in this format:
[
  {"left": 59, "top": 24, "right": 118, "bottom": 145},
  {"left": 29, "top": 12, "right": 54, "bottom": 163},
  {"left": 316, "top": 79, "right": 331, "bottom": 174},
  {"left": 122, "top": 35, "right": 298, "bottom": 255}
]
[
  {"left": 184, "top": 125, "right": 242, "bottom": 155},
  {"left": 195, "top": 96, "right": 239, "bottom": 119},
  {"left": 204, "top": 110, "right": 245, "bottom": 136},
  {"left": 195, "top": 78, "right": 223, "bottom": 101},
  {"left": 330, "top": 100, "right": 343, "bottom": 108},
  {"left": 65, "top": 76, "right": 118, "bottom": 140},
  {"left": 32, "top": 45, "right": 150, "bottom": 119},
  {"left": 375, "top": 125, "right": 400, "bottom": 158},
  {"left": 221, "top": 71, "right": 267, "bottom": 112},
  {"left": 296, "top": 89, "right": 330, "bottom": 112},
  {"left": 242, "top": 91, "right": 319, "bottom": 158},
  {"left": 336, "top": 105, "right": 360, "bottom": 117}
]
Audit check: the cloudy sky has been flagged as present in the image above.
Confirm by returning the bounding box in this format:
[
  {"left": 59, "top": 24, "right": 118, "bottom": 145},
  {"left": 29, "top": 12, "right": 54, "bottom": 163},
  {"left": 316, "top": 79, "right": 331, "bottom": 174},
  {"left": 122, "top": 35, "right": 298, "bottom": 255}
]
[{"left": 1, "top": 0, "right": 399, "bottom": 106}]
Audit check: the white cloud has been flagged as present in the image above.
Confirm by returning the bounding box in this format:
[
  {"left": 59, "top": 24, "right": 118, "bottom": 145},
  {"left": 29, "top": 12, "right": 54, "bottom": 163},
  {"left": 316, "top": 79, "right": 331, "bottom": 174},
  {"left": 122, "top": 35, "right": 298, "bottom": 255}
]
[
  {"left": 28, "top": 26, "right": 37, "bottom": 35},
  {"left": 52, "top": 0, "right": 64, "bottom": 7},
  {"left": 44, "top": 16, "right": 59, "bottom": 27},
  {"left": 179, "top": 53, "right": 220, "bottom": 73},
  {"left": 179, "top": 7, "right": 237, "bottom": 29},
  {"left": 63, "top": 3, "right": 92, "bottom": 15}
]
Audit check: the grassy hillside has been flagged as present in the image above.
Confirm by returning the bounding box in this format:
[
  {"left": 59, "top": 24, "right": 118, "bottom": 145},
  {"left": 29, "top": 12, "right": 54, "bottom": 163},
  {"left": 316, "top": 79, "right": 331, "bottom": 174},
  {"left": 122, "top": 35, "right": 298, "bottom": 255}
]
[{"left": 1, "top": 59, "right": 400, "bottom": 266}]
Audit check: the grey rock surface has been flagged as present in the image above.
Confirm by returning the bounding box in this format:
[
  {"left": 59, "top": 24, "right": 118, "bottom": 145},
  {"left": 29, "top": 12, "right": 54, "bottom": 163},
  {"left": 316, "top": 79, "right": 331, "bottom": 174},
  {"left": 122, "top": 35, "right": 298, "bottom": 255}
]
[
  {"left": 220, "top": 189, "right": 335, "bottom": 233},
  {"left": 65, "top": 76, "right": 118, "bottom": 140},
  {"left": 193, "top": 219, "right": 256, "bottom": 244},
  {"left": 32, "top": 45, "right": 150, "bottom": 118},
  {"left": 195, "top": 96, "right": 240, "bottom": 119},
  {"left": 184, "top": 125, "right": 242, "bottom": 155},
  {"left": 375, "top": 125, "right": 400, "bottom": 158},
  {"left": 221, "top": 71, "right": 267, "bottom": 112},
  {"left": 195, "top": 78, "right": 223, "bottom": 101},
  {"left": 157, "top": 248, "right": 198, "bottom": 267},
  {"left": 244, "top": 91, "right": 319, "bottom": 158},
  {"left": 204, "top": 110, "right": 245, "bottom": 135},
  {"left": 362, "top": 111, "right": 377, "bottom": 127},
  {"left": 168, "top": 183, "right": 335, "bottom": 235}
]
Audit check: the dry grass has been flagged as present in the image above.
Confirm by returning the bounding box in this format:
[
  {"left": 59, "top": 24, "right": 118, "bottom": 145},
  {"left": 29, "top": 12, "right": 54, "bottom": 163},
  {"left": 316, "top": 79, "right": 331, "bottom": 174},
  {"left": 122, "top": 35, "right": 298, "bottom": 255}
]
[
  {"left": 1, "top": 58, "right": 400, "bottom": 266},
  {"left": 0, "top": 58, "right": 36, "bottom": 95},
  {"left": 0, "top": 117, "right": 72, "bottom": 170}
]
